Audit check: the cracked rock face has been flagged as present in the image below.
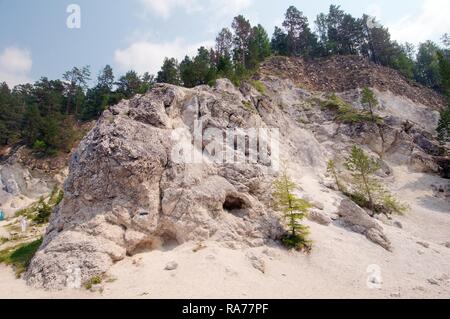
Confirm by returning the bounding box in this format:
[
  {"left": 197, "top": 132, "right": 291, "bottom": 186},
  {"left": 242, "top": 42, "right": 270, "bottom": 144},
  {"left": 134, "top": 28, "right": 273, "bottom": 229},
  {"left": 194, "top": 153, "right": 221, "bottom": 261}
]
[
  {"left": 25, "top": 81, "right": 285, "bottom": 289},
  {"left": 25, "top": 70, "right": 445, "bottom": 289},
  {"left": 337, "top": 199, "right": 392, "bottom": 251}
]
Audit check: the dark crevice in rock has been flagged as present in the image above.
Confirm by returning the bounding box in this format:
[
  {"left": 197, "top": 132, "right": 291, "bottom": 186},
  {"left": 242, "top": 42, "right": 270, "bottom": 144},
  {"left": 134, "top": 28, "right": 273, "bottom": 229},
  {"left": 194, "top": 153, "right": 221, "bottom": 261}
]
[
  {"left": 223, "top": 195, "right": 250, "bottom": 219},
  {"left": 127, "top": 239, "right": 155, "bottom": 256}
]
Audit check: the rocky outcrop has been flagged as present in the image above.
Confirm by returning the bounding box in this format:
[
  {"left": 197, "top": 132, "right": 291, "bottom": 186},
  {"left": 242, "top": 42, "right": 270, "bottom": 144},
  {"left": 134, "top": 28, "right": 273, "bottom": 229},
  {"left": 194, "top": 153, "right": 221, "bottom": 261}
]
[
  {"left": 337, "top": 199, "right": 391, "bottom": 251},
  {"left": 25, "top": 56, "right": 446, "bottom": 288},
  {"left": 308, "top": 210, "right": 332, "bottom": 226},
  {"left": 26, "top": 81, "right": 286, "bottom": 289}
]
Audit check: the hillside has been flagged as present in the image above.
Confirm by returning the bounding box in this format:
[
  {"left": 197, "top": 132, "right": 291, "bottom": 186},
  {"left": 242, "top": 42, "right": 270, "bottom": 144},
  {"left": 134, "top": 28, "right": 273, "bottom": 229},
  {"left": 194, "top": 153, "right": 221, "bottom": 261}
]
[
  {"left": 259, "top": 55, "right": 446, "bottom": 109},
  {"left": 1, "top": 56, "right": 449, "bottom": 298}
]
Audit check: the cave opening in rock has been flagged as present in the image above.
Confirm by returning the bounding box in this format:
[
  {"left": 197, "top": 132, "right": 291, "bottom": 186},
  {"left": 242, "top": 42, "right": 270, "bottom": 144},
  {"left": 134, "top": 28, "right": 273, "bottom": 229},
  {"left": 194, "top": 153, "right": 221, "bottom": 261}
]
[
  {"left": 223, "top": 195, "right": 249, "bottom": 218},
  {"left": 160, "top": 232, "right": 179, "bottom": 251},
  {"left": 127, "top": 239, "right": 155, "bottom": 256},
  {"left": 127, "top": 232, "right": 180, "bottom": 256}
]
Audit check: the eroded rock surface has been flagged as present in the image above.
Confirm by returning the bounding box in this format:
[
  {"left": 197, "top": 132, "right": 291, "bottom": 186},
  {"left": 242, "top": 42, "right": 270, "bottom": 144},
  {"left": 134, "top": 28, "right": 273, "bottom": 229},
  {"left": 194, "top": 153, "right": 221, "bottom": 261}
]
[
  {"left": 25, "top": 56, "right": 448, "bottom": 288},
  {"left": 26, "top": 81, "right": 285, "bottom": 289},
  {"left": 338, "top": 199, "right": 392, "bottom": 251}
]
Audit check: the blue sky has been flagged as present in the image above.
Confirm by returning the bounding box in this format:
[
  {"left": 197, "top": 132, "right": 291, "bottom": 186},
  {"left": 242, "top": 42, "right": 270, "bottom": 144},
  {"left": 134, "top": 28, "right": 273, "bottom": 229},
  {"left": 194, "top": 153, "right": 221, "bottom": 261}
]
[{"left": 0, "top": 0, "right": 449, "bottom": 87}]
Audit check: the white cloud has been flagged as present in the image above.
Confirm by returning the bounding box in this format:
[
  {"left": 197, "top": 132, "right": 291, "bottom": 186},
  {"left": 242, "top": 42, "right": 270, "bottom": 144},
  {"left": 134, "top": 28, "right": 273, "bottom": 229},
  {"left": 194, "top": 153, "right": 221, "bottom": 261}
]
[
  {"left": 0, "top": 47, "right": 33, "bottom": 87},
  {"left": 114, "top": 38, "right": 214, "bottom": 75},
  {"left": 119, "top": 0, "right": 253, "bottom": 73},
  {"left": 211, "top": 0, "right": 252, "bottom": 16},
  {"left": 140, "top": 0, "right": 203, "bottom": 18},
  {"left": 140, "top": 0, "right": 252, "bottom": 19},
  {"left": 388, "top": 0, "right": 450, "bottom": 44}
]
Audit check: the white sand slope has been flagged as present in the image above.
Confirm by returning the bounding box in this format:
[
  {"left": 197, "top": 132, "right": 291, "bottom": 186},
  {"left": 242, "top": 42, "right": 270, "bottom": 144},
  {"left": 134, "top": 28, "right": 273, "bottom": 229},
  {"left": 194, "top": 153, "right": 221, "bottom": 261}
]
[{"left": 0, "top": 167, "right": 449, "bottom": 299}]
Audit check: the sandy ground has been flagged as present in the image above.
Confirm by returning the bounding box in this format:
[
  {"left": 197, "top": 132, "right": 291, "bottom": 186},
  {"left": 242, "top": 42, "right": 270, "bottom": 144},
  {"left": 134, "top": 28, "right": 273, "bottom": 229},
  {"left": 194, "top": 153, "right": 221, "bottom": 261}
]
[{"left": 0, "top": 166, "right": 449, "bottom": 299}]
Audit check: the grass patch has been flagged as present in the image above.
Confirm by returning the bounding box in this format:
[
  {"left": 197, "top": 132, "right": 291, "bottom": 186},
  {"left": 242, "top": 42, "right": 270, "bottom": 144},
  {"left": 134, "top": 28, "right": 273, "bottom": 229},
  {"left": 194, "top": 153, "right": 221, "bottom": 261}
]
[
  {"left": 105, "top": 276, "right": 117, "bottom": 284},
  {"left": 344, "top": 190, "right": 409, "bottom": 216},
  {"left": 242, "top": 100, "right": 254, "bottom": 111},
  {"left": 0, "top": 238, "right": 43, "bottom": 277},
  {"left": 15, "top": 206, "right": 36, "bottom": 220},
  {"left": 321, "top": 94, "right": 382, "bottom": 124},
  {"left": 14, "top": 189, "right": 64, "bottom": 224},
  {"left": 33, "top": 198, "right": 52, "bottom": 224},
  {"left": 49, "top": 186, "right": 64, "bottom": 206},
  {"left": 84, "top": 275, "right": 103, "bottom": 290},
  {"left": 250, "top": 80, "right": 267, "bottom": 95},
  {"left": 192, "top": 242, "right": 207, "bottom": 253}
]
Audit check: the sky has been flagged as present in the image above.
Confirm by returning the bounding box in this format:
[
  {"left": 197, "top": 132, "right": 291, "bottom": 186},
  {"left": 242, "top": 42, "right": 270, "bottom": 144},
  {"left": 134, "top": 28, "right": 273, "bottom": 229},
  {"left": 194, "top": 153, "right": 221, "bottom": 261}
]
[{"left": 0, "top": 0, "right": 449, "bottom": 87}]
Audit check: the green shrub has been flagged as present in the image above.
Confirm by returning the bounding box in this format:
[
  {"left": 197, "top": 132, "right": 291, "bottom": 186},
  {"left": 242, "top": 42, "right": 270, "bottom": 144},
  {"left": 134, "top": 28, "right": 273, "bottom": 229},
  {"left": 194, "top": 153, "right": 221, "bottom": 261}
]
[
  {"left": 242, "top": 100, "right": 254, "bottom": 111},
  {"left": 336, "top": 105, "right": 375, "bottom": 124},
  {"left": 84, "top": 275, "right": 103, "bottom": 290},
  {"left": 49, "top": 187, "right": 64, "bottom": 206},
  {"left": 54, "top": 190, "right": 64, "bottom": 206},
  {"left": 281, "top": 233, "right": 312, "bottom": 253},
  {"left": 32, "top": 140, "right": 47, "bottom": 151},
  {"left": 437, "top": 105, "right": 450, "bottom": 144},
  {"left": 15, "top": 206, "right": 36, "bottom": 220},
  {"left": 0, "top": 238, "right": 43, "bottom": 277},
  {"left": 250, "top": 80, "right": 267, "bottom": 94},
  {"left": 16, "top": 192, "right": 60, "bottom": 224},
  {"left": 33, "top": 198, "right": 52, "bottom": 224},
  {"left": 207, "top": 78, "right": 217, "bottom": 87},
  {"left": 345, "top": 191, "right": 370, "bottom": 208},
  {"left": 321, "top": 94, "right": 382, "bottom": 124},
  {"left": 379, "top": 193, "right": 409, "bottom": 215}
]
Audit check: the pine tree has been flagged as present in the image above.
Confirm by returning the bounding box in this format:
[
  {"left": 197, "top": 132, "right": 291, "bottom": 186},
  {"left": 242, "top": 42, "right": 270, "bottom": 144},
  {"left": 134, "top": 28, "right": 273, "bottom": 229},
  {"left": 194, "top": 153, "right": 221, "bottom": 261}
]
[
  {"left": 344, "top": 146, "right": 380, "bottom": 211},
  {"left": 327, "top": 159, "right": 345, "bottom": 192},
  {"left": 97, "top": 65, "right": 115, "bottom": 91},
  {"left": 344, "top": 146, "right": 407, "bottom": 215},
  {"left": 390, "top": 42, "right": 416, "bottom": 79},
  {"left": 180, "top": 55, "right": 196, "bottom": 88},
  {"left": 232, "top": 15, "right": 252, "bottom": 67},
  {"left": 140, "top": 72, "right": 155, "bottom": 93},
  {"left": 62, "top": 66, "right": 91, "bottom": 115},
  {"left": 437, "top": 107, "right": 450, "bottom": 144},
  {"left": 437, "top": 51, "right": 450, "bottom": 144},
  {"left": 414, "top": 41, "right": 442, "bottom": 90},
  {"left": 272, "top": 170, "right": 312, "bottom": 252},
  {"left": 361, "top": 87, "right": 379, "bottom": 122},
  {"left": 271, "top": 26, "right": 289, "bottom": 55},
  {"left": 247, "top": 24, "right": 271, "bottom": 70},
  {"left": 0, "top": 82, "right": 23, "bottom": 145},
  {"left": 215, "top": 28, "right": 234, "bottom": 59},
  {"left": 156, "top": 58, "right": 181, "bottom": 85},
  {"left": 193, "top": 46, "right": 216, "bottom": 85},
  {"left": 116, "top": 70, "right": 142, "bottom": 98},
  {"left": 282, "top": 6, "right": 317, "bottom": 57}
]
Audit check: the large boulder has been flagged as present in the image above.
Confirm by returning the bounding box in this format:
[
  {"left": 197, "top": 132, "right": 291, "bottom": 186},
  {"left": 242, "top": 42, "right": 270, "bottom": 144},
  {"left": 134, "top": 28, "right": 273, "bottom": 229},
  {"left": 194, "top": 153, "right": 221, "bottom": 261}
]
[
  {"left": 337, "top": 199, "right": 391, "bottom": 251},
  {"left": 25, "top": 81, "right": 285, "bottom": 289}
]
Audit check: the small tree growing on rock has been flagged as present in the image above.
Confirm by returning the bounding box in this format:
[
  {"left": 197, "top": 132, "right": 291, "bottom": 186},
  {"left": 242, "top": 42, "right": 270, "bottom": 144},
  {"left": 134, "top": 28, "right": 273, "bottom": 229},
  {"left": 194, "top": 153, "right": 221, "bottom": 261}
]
[
  {"left": 361, "top": 87, "right": 379, "bottom": 123},
  {"left": 344, "top": 146, "right": 380, "bottom": 211},
  {"left": 344, "top": 145, "right": 407, "bottom": 215},
  {"left": 361, "top": 87, "right": 387, "bottom": 158},
  {"left": 272, "top": 171, "right": 312, "bottom": 252},
  {"left": 327, "top": 159, "right": 346, "bottom": 193}
]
